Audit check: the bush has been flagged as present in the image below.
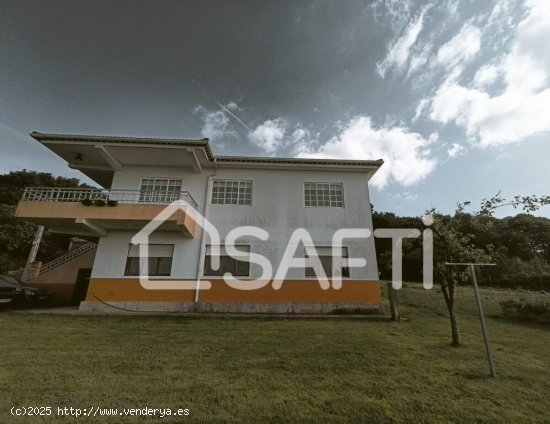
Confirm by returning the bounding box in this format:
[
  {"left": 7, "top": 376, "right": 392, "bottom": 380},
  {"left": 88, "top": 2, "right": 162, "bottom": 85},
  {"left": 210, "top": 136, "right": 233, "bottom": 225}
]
[{"left": 500, "top": 299, "right": 550, "bottom": 324}]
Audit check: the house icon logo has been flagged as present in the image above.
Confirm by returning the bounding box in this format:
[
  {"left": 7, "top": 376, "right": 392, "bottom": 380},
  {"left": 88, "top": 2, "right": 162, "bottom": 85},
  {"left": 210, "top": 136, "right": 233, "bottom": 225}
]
[{"left": 131, "top": 200, "right": 221, "bottom": 291}]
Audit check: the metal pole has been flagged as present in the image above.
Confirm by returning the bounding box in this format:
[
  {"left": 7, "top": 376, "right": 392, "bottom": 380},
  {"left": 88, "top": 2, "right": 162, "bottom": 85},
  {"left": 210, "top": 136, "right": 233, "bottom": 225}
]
[
  {"left": 469, "top": 264, "right": 497, "bottom": 378},
  {"left": 22, "top": 225, "right": 44, "bottom": 282}
]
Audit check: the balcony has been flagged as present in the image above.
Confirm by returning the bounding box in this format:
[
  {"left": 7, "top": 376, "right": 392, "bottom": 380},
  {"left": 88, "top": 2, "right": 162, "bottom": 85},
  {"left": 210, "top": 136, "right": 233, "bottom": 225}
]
[{"left": 16, "top": 187, "right": 198, "bottom": 238}]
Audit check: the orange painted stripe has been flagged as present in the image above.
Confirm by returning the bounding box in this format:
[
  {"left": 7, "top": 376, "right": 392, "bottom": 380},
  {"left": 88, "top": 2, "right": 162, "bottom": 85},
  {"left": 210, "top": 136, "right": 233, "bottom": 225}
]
[{"left": 86, "top": 278, "right": 381, "bottom": 303}]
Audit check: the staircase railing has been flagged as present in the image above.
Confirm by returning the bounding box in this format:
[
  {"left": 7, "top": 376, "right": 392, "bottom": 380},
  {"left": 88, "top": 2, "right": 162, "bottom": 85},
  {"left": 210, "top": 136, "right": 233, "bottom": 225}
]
[{"left": 29, "top": 242, "right": 97, "bottom": 279}]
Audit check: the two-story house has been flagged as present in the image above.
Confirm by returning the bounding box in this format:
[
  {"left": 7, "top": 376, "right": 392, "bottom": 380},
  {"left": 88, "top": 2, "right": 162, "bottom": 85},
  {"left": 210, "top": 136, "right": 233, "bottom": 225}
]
[{"left": 16, "top": 132, "right": 383, "bottom": 313}]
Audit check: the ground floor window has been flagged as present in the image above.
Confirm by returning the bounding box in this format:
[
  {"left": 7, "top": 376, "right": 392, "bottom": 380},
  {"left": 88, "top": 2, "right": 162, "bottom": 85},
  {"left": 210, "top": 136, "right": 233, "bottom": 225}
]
[
  {"left": 305, "top": 246, "right": 350, "bottom": 278},
  {"left": 125, "top": 244, "right": 174, "bottom": 276},
  {"left": 203, "top": 245, "right": 250, "bottom": 277}
]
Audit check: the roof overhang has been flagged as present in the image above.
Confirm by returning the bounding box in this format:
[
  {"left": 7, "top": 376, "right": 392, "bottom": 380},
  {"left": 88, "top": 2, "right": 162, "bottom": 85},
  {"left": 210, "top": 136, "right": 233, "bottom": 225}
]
[
  {"left": 31, "top": 132, "right": 213, "bottom": 187},
  {"left": 31, "top": 132, "right": 384, "bottom": 187}
]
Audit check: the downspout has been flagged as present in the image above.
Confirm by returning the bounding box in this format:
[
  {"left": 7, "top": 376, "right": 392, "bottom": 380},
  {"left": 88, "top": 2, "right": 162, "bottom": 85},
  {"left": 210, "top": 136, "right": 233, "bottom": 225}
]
[{"left": 194, "top": 157, "right": 217, "bottom": 304}]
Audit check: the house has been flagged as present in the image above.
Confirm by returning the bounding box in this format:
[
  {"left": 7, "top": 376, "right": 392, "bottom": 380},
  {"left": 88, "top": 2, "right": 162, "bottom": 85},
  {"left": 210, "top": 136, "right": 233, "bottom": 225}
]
[
  {"left": 25, "top": 237, "right": 97, "bottom": 305},
  {"left": 15, "top": 132, "right": 384, "bottom": 313}
]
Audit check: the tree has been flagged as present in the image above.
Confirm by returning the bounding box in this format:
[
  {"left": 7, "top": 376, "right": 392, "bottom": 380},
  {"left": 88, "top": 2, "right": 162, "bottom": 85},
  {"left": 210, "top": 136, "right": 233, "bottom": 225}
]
[
  {"left": 428, "top": 207, "right": 490, "bottom": 346},
  {"left": 0, "top": 170, "right": 95, "bottom": 274},
  {"left": 431, "top": 193, "right": 549, "bottom": 346}
]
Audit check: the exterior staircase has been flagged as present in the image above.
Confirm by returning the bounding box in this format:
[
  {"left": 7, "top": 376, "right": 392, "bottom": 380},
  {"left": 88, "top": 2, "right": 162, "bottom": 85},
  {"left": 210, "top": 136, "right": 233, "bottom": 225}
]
[{"left": 29, "top": 242, "right": 97, "bottom": 279}]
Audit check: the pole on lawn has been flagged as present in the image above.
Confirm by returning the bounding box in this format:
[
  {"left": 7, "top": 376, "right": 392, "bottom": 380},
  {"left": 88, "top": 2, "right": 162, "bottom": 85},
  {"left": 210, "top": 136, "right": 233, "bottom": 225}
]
[
  {"left": 445, "top": 262, "right": 497, "bottom": 378},
  {"left": 22, "top": 225, "right": 44, "bottom": 282}
]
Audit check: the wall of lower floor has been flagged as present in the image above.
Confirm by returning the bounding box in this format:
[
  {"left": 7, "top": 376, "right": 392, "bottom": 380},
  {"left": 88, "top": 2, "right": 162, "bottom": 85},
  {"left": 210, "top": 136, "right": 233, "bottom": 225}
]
[
  {"left": 27, "top": 248, "right": 97, "bottom": 304},
  {"left": 85, "top": 277, "right": 381, "bottom": 305}
]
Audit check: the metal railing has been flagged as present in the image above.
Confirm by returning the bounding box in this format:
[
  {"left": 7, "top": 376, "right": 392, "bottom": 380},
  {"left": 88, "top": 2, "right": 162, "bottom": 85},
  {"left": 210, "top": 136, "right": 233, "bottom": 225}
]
[
  {"left": 21, "top": 187, "right": 199, "bottom": 209},
  {"left": 29, "top": 242, "right": 97, "bottom": 279}
]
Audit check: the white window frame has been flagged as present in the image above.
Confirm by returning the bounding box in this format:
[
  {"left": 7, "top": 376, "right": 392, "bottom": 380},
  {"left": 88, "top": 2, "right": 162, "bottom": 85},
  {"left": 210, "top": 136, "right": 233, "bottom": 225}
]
[
  {"left": 203, "top": 245, "right": 251, "bottom": 277},
  {"left": 124, "top": 244, "right": 174, "bottom": 277},
  {"left": 304, "top": 246, "right": 350, "bottom": 278},
  {"left": 303, "top": 182, "right": 345, "bottom": 208},
  {"left": 211, "top": 179, "right": 253, "bottom": 206},
  {"left": 139, "top": 177, "right": 183, "bottom": 204}
]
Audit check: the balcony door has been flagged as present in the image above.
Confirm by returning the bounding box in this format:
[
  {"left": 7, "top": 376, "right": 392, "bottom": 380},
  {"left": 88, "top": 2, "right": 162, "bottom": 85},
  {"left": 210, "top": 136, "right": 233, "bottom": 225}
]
[{"left": 139, "top": 178, "right": 182, "bottom": 204}]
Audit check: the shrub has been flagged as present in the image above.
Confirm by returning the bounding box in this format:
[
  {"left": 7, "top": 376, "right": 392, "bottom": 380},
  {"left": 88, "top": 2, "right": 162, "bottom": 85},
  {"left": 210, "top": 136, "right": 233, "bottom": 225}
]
[{"left": 500, "top": 299, "right": 550, "bottom": 325}]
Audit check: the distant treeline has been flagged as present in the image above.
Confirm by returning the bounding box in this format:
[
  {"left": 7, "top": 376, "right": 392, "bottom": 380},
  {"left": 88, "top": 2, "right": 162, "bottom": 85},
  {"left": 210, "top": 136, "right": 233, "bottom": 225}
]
[{"left": 373, "top": 212, "right": 550, "bottom": 290}]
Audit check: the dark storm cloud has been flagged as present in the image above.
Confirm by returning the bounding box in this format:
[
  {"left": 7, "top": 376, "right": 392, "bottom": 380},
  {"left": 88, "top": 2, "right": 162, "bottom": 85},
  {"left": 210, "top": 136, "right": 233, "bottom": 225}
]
[{"left": 1, "top": 0, "right": 549, "bottom": 216}]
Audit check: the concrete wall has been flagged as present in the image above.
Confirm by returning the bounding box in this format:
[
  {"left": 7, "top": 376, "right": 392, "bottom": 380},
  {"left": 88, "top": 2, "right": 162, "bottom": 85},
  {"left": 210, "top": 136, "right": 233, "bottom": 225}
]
[
  {"left": 93, "top": 166, "right": 378, "bottom": 281},
  {"left": 28, "top": 248, "right": 97, "bottom": 304},
  {"left": 87, "top": 165, "right": 380, "bottom": 305}
]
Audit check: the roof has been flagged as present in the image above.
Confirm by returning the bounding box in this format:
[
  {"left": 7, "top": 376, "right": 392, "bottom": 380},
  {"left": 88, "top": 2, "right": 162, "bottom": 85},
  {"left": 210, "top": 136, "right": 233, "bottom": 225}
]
[
  {"left": 31, "top": 132, "right": 215, "bottom": 161},
  {"left": 30, "top": 131, "right": 383, "bottom": 186}
]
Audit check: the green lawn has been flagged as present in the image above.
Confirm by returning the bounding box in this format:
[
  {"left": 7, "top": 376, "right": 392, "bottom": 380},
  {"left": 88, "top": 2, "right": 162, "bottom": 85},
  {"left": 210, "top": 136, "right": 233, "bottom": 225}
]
[{"left": 1, "top": 285, "right": 549, "bottom": 423}]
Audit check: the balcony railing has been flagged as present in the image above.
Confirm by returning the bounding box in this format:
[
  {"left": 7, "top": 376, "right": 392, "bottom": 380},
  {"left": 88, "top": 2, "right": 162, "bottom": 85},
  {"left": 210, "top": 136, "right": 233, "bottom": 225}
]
[{"left": 21, "top": 187, "right": 199, "bottom": 209}]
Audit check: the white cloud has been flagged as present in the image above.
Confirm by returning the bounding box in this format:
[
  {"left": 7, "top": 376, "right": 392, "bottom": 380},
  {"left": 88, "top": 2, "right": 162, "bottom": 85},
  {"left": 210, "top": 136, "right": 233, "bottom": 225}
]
[
  {"left": 376, "top": 8, "right": 429, "bottom": 78},
  {"left": 247, "top": 119, "right": 317, "bottom": 155},
  {"left": 429, "top": 0, "right": 550, "bottom": 147},
  {"left": 472, "top": 64, "right": 499, "bottom": 88},
  {"left": 406, "top": 42, "right": 432, "bottom": 78},
  {"left": 298, "top": 116, "right": 436, "bottom": 189},
  {"left": 447, "top": 143, "right": 466, "bottom": 158},
  {"left": 436, "top": 23, "right": 481, "bottom": 69},
  {"left": 412, "top": 97, "right": 430, "bottom": 122},
  {"left": 404, "top": 191, "right": 418, "bottom": 200},
  {"left": 194, "top": 105, "right": 233, "bottom": 140},
  {"left": 193, "top": 101, "right": 248, "bottom": 140},
  {"left": 248, "top": 118, "right": 287, "bottom": 154}
]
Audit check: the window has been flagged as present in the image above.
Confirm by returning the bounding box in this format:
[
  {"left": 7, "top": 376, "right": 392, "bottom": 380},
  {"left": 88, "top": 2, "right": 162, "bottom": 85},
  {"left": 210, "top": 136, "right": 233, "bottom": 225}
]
[
  {"left": 305, "top": 246, "right": 350, "bottom": 278},
  {"left": 211, "top": 180, "right": 252, "bottom": 205},
  {"left": 139, "top": 178, "right": 182, "bottom": 203},
  {"left": 125, "top": 244, "right": 174, "bottom": 276},
  {"left": 304, "top": 182, "right": 344, "bottom": 207},
  {"left": 203, "top": 245, "right": 250, "bottom": 277}
]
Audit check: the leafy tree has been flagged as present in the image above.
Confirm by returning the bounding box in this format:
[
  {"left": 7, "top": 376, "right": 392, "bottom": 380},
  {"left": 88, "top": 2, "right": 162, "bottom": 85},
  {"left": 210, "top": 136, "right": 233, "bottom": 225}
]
[
  {"left": 428, "top": 207, "right": 491, "bottom": 346},
  {"left": 428, "top": 193, "right": 549, "bottom": 346},
  {"left": 0, "top": 170, "right": 90, "bottom": 205},
  {"left": 0, "top": 170, "right": 95, "bottom": 274}
]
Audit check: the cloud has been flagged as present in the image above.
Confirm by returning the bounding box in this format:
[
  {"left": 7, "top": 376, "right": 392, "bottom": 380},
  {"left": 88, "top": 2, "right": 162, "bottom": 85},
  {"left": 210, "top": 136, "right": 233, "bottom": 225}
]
[
  {"left": 436, "top": 23, "right": 481, "bottom": 69},
  {"left": 248, "top": 118, "right": 287, "bottom": 154},
  {"left": 406, "top": 41, "right": 433, "bottom": 78},
  {"left": 447, "top": 143, "right": 466, "bottom": 158},
  {"left": 413, "top": 97, "right": 430, "bottom": 122},
  {"left": 247, "top": 119, "right": 317, "bottom": 155},
  {"left": 376, "top": 7, "right": 429, "bottom": 78},
  {"left": 194, "top": 104, "right": 237, "bottom": 140},
  {"left": 472, "top": 64, "right": 499, "bottom": 88},
  {"left": 429, "top": 0, "right": 550, "bottom": 147},
  {"left": 298, "top": 116, "right": 436, "bottom": 189}
]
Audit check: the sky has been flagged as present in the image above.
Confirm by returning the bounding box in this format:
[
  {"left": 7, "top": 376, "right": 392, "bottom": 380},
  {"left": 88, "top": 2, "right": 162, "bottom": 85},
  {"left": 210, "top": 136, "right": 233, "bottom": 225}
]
[{"left": 1, "top": 0, "right": 549, "bottom": 217}]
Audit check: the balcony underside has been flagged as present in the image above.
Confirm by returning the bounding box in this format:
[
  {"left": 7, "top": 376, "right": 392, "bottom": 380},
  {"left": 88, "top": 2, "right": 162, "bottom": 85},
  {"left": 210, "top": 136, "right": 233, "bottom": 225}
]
[{"left": 16, "top": 201, "right": 196, "bottom": 238}]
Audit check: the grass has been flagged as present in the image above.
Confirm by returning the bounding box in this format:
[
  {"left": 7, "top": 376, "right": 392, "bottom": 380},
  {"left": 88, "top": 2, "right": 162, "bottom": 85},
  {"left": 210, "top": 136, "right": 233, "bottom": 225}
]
[{"left": 1, "top": 285, "right": 550, "bottom": 423}]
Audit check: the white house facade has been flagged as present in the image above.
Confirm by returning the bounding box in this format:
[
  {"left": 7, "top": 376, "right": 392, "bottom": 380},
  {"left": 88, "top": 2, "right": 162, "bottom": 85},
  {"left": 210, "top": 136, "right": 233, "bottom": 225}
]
[{"left": 16, "top": 132, "right": 384, "bottom": 313}]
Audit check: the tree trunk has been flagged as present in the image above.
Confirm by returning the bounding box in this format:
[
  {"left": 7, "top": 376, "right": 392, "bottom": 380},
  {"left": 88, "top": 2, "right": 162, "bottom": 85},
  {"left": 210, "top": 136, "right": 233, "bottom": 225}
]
[
  {"left": 440, "top": 279, "right": 461, "bottom": 346},
  {"left": 448, "top": 306, "right": 460, "bottom": 346}
]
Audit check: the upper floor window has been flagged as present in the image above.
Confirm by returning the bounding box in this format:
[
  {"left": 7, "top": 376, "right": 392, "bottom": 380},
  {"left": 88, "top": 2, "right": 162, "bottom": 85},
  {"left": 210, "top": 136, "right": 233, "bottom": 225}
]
[
  {"left": 140, "top": 178, "right": 182, "bottom": 203},
  {"left": 211, "top": 180, "right": 252, "bottom": 205},
  {"left": 304, "top": 182, "right": 344, "bottom": 207},
  {"left": 125, "top": 244, "right": 174, "bottom": 277}
]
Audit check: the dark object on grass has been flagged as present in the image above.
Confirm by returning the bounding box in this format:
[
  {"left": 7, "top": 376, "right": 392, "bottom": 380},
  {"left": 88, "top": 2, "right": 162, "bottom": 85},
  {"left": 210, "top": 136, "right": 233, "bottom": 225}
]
[{"left": 0, "top": 275, "right": 50, "bottom": 306}]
